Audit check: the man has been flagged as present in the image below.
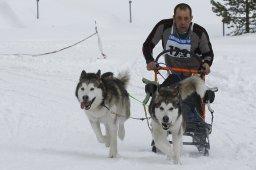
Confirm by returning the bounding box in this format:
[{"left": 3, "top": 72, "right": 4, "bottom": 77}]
[
  {"left": 142, "top": 3, "right": 214, "bottom": 152},
  {"left": 142, "top": 3, "right": 214, "bottom": 118},
  {"left": 143, "top": 3, "right": 214, "bottom": 75}
]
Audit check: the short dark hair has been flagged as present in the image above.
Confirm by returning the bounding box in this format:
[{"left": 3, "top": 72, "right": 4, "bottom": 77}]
[{"left": 174, "top": 3, "right": 192, "bottom": 16}]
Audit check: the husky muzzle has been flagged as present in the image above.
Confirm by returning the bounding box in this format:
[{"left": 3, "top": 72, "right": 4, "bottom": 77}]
[
  {"left": 80, "top": 96, "right": 96, "bottom": 110},
  {"left": 161, "top": 115, "right": 171, "bottom": 130}
]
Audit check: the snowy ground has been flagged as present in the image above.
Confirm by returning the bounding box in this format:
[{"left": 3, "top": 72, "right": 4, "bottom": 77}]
[{"left": 1, "top": 0, "right": 256, "bottom": 170}]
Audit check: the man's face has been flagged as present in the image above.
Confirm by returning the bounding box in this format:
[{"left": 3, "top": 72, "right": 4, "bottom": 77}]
[{"left": 173, "top": 8, "right": 193, "bottom": 33}]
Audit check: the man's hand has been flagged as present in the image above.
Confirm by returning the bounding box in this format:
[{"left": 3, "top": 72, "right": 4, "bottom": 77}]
[
  {"left": 146, "top": 61, "right": 157, "bottom": 71},
  {"left": 200, "top": 63, "right": 210, "bottom": 75}
]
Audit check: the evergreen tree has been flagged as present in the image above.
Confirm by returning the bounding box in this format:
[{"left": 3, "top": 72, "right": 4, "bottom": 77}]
[{"left": 211, "top": 0, "right": 256, "bottom": 35}]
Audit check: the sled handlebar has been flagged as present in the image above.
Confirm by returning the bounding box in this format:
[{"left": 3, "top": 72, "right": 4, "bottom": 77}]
[
  {"left": 157, "top": 66, "right": 201, "bottom": 74},
  {"left": 152, "top": 49, "right": 205, "bottom": 80},
  {"left": 155, "top": 49, "right": 201, "bottom": 64}
]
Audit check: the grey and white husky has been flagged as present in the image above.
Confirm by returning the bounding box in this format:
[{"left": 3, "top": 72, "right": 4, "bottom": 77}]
[
  {"left": 149, "top": 76, "right": 206, "bottom": 164},
  {"left": 75, "top": 70, "right": 130, "bottom": 158}
]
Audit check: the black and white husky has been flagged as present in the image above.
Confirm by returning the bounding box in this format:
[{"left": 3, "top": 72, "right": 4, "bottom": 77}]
[
  {"left": 149, "top": 76, "right": 206, "bottom": 164},
  {"left": 75, "top": 70, "right": 130, "bottom": 158}
]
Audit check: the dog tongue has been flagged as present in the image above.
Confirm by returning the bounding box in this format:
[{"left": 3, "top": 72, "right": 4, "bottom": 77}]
[{"left": 80, "top": 102, "right": 85, "bottom": 109}]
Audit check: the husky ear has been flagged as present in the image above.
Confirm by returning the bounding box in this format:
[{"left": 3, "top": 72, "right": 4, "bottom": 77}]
[
  {"left": 96, "top": 70, "right": 101, "bottom": 79},
  {"left": 172, "top": 84, "right": 180, "bottom": 97},
  {"left": 80, "top": 70, "right": 86, "bottom": 81}
]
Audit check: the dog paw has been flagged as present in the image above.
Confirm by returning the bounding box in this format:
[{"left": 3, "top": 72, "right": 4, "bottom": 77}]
[
  {"left": 167, "top": 155, "right": 172, "bottom": 161},
  {"left": 103, "top": 136, "right": 110, "bottom": 147},
  {"left": 118, "top": 125, "right": 125, "bottom": 140},
  {"left": 96, "top": 136, "right": 105, "bottom": 143},
  {"left": 108, "top": 151, "right": 117, "bottom": 158},
  {"left": 173, "top": 157, "right": 182, "bottom": 165}
]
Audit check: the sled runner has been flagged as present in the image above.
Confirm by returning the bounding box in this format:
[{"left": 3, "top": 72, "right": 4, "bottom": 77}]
[{"left": 142, "top": 49, "right": 217, "bottom": 156}]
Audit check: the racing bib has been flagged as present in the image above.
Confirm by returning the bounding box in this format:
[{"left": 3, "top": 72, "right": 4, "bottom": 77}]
[{"left": 166, "top": 23, "right": 193, "bottom": 58}]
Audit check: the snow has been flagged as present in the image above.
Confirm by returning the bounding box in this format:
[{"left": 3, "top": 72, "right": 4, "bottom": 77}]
[{"left": 0, "top": 0, "right": 256, "bottom": 169}]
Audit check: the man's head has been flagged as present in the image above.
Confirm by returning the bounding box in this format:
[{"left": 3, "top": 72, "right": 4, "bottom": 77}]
[{"left": 173, "top": 3, "right": 193, "bottom": 34}]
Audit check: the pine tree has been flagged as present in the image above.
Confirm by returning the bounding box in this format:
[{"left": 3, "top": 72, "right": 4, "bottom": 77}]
[{"left": 211, "top": 0, "right": 256, "bottom": 35}]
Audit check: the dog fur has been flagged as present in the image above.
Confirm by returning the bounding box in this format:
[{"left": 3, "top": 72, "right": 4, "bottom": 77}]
[
  {"left": 149, "top": 76, "right": 206, "bottom": 164},
  {"left": 75, "top": 70, "right": 130, "bottom": 158}
]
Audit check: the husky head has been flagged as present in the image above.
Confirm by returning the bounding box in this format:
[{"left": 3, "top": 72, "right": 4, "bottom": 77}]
[
  {"left": 149, "top": 76, "right": 206, "bottom": 130},
  {"left": 75, "top": 70, "right": 104, "bottom": 110},
  {"left": 150, "top": 85, "right": 181, "bottom": 130}
]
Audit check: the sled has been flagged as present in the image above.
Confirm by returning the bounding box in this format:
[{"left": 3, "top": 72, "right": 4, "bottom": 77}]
[{"left": 142, "top": 49, "right": 218, "bottom": 156}]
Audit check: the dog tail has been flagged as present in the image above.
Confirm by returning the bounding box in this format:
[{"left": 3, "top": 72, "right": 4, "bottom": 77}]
[
  {"left": 180, "top": 76, "right": 206, "bottom": 100},
  {"left": 117, "top": 71, "right": 130, "bottom": 88}
]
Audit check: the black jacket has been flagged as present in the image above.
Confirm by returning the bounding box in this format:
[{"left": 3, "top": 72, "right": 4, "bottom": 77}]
[{"left": 142, "top": 19, "right": 214, "bottom": 66}]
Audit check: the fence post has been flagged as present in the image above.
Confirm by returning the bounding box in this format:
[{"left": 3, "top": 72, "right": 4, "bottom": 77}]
[
  {"left": 36, "top": 0, "right": 39, "bottom": 19},
  {"left": 129, "top": 1, "right": 132, "bottom": 23}
]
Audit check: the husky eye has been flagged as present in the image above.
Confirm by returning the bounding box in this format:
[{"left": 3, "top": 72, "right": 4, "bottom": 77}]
[
  {"left": 90, "top": 88, "right": 94, "bottom": 91},
  {"left": 160, "top": 107, "right": 164, "bottom": 111},
  {"left": 81, "top": 87, "right": 84, "bottom": 91},
  {"left": 169, "top": 107, "right": 174, "bottom": 111}
]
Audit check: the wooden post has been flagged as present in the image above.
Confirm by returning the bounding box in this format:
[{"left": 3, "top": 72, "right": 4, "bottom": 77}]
[
  {"left": 129, "top": 1, "right": 132, "bottom": 23},
  {"left": 37, "top": 0, "right": 39, "bottom": 19}
]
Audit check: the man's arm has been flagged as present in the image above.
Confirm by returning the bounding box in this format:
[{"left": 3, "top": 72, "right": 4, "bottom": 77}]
[
  {"left": 142, "top": 20, "right": 166, "bottom": 64},
  {"left": 199, "top": 30, "right": 214, "bottom": 67},
  {"left": 196, "top": 26, "right": 214, "bottom": 74}
]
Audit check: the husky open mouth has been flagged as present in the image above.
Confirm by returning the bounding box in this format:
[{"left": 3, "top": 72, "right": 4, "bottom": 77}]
[
  {"left": 161, "top": 122, "right": 171, "bottom": 130},
  {"left": 80, "top": 97, "right": 96, "bottom": 110}
]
